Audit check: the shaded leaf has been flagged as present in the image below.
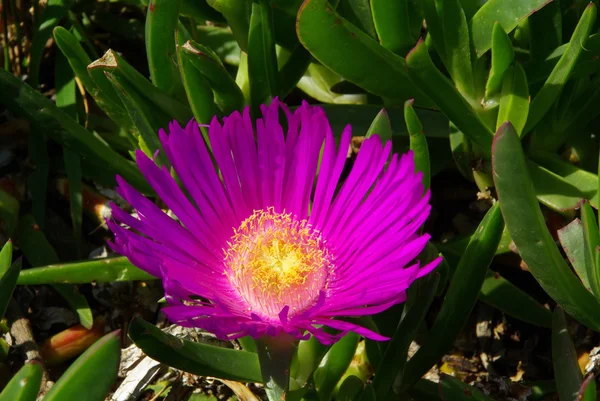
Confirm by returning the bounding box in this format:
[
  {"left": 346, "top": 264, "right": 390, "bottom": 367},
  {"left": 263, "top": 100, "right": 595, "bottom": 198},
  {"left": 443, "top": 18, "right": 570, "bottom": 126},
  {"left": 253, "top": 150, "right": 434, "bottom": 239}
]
[
  {"left": 492, "top": 123, "right": 600, "bottom": 331},
  {"left": 400, "top": 203, "right": 504, "bottom": 390},
  {"left": 479, "top": 270, "right": 553, "bottom": 328},
  {"left": 552, "top": 307, "right": 583, "bottom": 401}
]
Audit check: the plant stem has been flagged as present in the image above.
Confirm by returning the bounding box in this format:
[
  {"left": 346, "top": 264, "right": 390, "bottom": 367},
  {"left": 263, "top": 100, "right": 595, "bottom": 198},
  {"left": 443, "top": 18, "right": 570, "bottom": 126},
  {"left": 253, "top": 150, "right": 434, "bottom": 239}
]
[{"left": 255, "top": 333, "right": 298, "bottom": 401}]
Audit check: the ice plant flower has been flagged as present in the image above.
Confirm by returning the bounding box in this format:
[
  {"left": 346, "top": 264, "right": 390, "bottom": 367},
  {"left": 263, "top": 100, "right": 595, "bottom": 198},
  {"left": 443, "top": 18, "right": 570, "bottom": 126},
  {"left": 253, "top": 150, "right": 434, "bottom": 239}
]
[{"left": 108, "top": 99, "right": 440, "bottom": 345}]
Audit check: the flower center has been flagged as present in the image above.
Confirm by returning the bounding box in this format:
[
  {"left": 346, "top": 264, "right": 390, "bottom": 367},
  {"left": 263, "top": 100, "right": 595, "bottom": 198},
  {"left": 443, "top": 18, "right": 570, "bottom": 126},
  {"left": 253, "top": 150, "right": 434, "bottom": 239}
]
[{"left": 225, "top": 208, "right": 332, "bottom": 320}]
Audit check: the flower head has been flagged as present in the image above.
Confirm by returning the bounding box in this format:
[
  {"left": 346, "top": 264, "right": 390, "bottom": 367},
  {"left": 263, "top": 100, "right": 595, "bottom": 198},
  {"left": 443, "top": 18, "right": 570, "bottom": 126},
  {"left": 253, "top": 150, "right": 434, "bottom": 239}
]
[{"left": 108, "top": 99, "right": 440, "bottom": 344}]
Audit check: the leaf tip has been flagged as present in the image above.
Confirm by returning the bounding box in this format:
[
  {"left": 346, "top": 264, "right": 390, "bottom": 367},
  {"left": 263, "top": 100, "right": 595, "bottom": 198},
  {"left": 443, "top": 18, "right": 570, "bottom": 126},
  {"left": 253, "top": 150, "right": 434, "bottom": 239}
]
[{"left": 406, "top": 38, "right": 425, "bottom": 61}]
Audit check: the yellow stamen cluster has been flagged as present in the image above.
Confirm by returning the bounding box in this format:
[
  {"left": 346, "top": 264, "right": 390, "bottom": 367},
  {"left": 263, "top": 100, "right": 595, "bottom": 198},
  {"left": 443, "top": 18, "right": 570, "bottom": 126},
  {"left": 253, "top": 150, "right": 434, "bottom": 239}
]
[{"left": 224, "top": 208, "right": 332, "bottom": 319}]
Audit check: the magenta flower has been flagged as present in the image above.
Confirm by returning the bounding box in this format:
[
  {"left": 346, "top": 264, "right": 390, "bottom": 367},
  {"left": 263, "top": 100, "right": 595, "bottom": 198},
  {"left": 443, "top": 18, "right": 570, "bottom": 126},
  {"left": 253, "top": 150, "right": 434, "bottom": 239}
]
[{"left": 108, "top": 100, "right": 440, "bottom": 345}]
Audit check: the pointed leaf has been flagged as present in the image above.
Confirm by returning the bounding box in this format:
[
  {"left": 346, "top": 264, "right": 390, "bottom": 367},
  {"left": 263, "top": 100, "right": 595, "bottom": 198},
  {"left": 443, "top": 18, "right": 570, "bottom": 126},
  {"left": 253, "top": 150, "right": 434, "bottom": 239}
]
[
  {"left": 406, "top": 39, "right": 493, "bottom": 155},
  {"left": 314, "top": 333, "right": 360, "bottom": 401},
  {"left": 105, "top": 72, "right": 169, "bottom": 165},
  {"left": 581, "top": 202, "right": 600, "bottom": 299},
  {"left": 248, "top": 0, "right": 279, "bottom": 114},
  {"left": 496, "top": 63, "right": 529, "bottom": 135},
  {"left": 552, "top": 307, "right": 583, "bottom": 401},
  {"left": 365, "top": 109, "right": 392, "bottom": 142},
  {"left": 0, "top": 189, "right": 19, "bottom": 240},
  {"left": 88, "top": 50, "right": 193, "bottom": 125},
  {"left": 17, "top": 257, "right": 154, "bottom": 285},
  {"left": 43, "top": 331, "right": 121, "bottom": 401},
  {"left": 400, "top": 203, "right": 504, "bottom": 390},
  {"left": 180, "top": 40, "right": 244, "bottom": 116},
  {"left": 558, "top": 219, "right": 591, "bottom": 291},
  {"left": 370, "top": 0, "right": 413, "bottom": 55},
  {"left": 440, "top": 0, "right": 474, "bottom": 99},
  {"left": 297, "top": 0, "right": 430, "bottom": 104},
  {"left": 337, "top": 375, "right": 364, "bottom": 401},
  {"left": 0, "top": 362, "right": 42, "bottom": 401},
  {"left": 128, "top": 317, "right": 262, "bottom": 383},
  {"left": 578, "top": 374, "right": 597, "bottom": 401},
  {"left": 528, "top": 0, "right": 562, "bottom": 61},
  {"left": 470, "top": 0, "right": 551, "bottom": 57},
  {"left": 529, "top": 150, "right": 599, "bottom": 209},
  {"left": 278, "top": 44, "right": 312, "bottom": 99},
  {"left": 527, "top": 160, "right": 587, "bottom": 212},
  {"left": 0, "top": 242, "right": 17, "bottom": 319},
  {"left": 372, "top": 273, "right": 439, "bottom": 400},
  {"left": 28, "top": 0, "right": 71, "bottom": 88},
  {"left": 526, "top": 3, "right": 597, "bottom": 138},
  {"left": 17, "top": 215, "right": 93, "bottom": 329},
  {"left": 0, "top": 69, "right": 149, "bottom": 193},
  {"left": 492, "top": 122, "right": 600, "bottom": 331},
  {"left": 486, "top": 22, "right": 514, "bottom": 99},
  {"left": 145, "top": 0, "right": 184, "bottom": 98},
  {"left": 53, "top": 26, "right": 134, "bottom": 142},
  {"left": 479, "top": 270, "right": 552, "bottom": 328},
  {"left": 405, "top": 99, "right": 430, "bottom": 192},
  {"left": 206, "top": 0, "right": 250, "bottom": 50}
]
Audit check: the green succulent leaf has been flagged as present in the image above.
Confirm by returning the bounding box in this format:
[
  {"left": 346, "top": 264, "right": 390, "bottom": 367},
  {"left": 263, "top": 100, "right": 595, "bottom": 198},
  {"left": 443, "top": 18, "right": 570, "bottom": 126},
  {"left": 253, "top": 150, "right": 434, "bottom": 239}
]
[
  {"left": 297, "top": 0, "right": 430, "bottom": 105},
  {"left": 0, "top": 242, "right": 18, "bottom": 320},
  {"left": 440, "top": 0, "right": 474, "bottom": 99},
  {"left": 492, "top": 122, "right": 600, "bottom": 331},
  {"left": 365, "top": 109, "right": 392, "bottom": 143},
  {"left": 405, "top": 99, "right": 430, "bottom": 192},
  {"left": 405, "top": 39, "right": 493, "bottom": 155},
  {"left": 17, "top": 215, "right": 93, "bottom": 329},
  {"left": 206, "top": 0, "right": 250, "bottom": 50},
  {"left": 578, "top": 374, "right": 598, "bottom": 401},
  {"left": 0, "top": 362, "right": 42, "bottom": 401},
  {"left": 529, "top": 150, "right": 599, "bottom": 209},
  {"left": 581, "top": 202, "right": 600, "bottom": 299},
  {"left": 337, "top": 375, "right": 364, "bottom": 401},
  {"left": 105, "top": 72, "right": 169, "bottom": 166},
  {"left": 28, "top": 0, "right": 71, "bottom": 89},
  {"left": 88, "top": 50, "right": 192, "bottom": 125},
  {"left": 528, "top": 0, "right": 562, "bottom": 61},
  {"left": 145, "top": 0, "right": 185, "bottom": 99},
  {"left": 128, "top": 317, "right": 263, "bottom": 383},
  {"left": 470, "top": 0, "right": 552, "bottom": 57},
  {"left": 557, "top": 219, "right": 591, "bottom": 291},
  {"left": 314, "top": 333, "right": 360, "bottom": 401},
  {"left": 180, "top": 39, "right": 244, "bottom": 116},
  {"left": 526, "top": 3, "right": 597, "bottom": 140},
  {"left": 371, "top": 273, "right": 439, "bottom": 400},
  {"left": 53, "top": 26, "right": 135, "bottom": 145},
  {"left": 18, "top": 256, "right": 154, "bottom": 285},
  {"left": 479, "top": 270, "right": 553, "bottom": 328},
  {"left": 290, "top": 335, "right": 329, "bottom": 392},
  {"left": 496, "top": 63, "right": 529, "bottom": 136},
  {"left": 43, "top": 331, "right": 121, "bottom": 401},
  {"left": 370, "top": 0, "right": 413, "bottom": 55},
  {"left": 486, "top": 22, "right": 515, "bottom": 99},
  {"left": 0, "top": 68, "right": 150, "bottom": 193},
  {"left": 248, "top": 0, "right": 279, "bottom": 115},
  {"left": 0, "top": 189, "right": 19, "bottom": 241},
  {"left": 400, "top": 203, "right": 504, "bottom": 390},
  {"left": 552, "top": 307, "right": 583, "bottom": 401}
]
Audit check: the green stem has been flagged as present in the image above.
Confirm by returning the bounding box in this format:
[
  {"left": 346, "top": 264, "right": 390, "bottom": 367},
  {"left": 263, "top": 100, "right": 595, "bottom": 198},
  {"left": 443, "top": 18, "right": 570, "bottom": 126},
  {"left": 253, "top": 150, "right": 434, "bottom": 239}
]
[{"left": 255, "top": 334, "right": 298, "bottom": 401}]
